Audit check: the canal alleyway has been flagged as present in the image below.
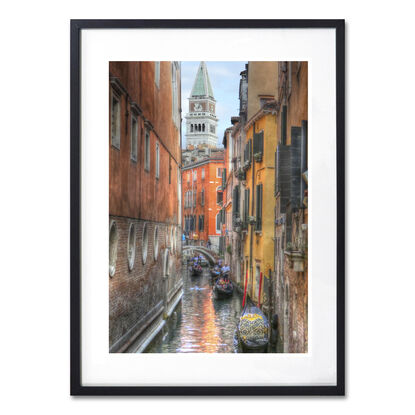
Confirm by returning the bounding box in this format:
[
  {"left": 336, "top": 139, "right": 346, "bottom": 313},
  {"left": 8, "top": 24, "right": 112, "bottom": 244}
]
[{"left": 147, "top": 265, "right": 243, "bottom": 353}]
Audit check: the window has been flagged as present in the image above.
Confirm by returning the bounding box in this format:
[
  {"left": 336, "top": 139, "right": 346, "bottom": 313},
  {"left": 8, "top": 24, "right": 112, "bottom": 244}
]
[
  {"left": 155, "top": 142, "right": 160, "bottom": 179},
  {"left": 244, "top": 188, "right": 250, "bottom": 225},
  {"left": 187, "top": 173, "right": 190, "bottom": 183},
  {"left": 193, "top": 190, "right": 197, "bottom": 207},
  {"left": 222, "top": 168, "right": 227, "bottom": 189},
  {"left": 127, "top": 223, "right": 136, "bottom": 270},
  {"left": 109, "top": 221, "right": 118, "bottom": 277},
  {"left": 198, "top": 215, "right": 204, "bottom": 231},
  {"left": 171, "top": 62, "right": 179, "bottom": 127},
  {"left": 281, "top": 105, "right": 287, "bottom": 145},
  {"left": 217, "top": 187, "right": 223, "bottom": 204},
  {"left": 201, "top": 168, "right": 205, "bottom": 180},
  {"left": 155, "top": 61, "right": 160, "bottom": 88},
  {"left": 244, "top": 139, "right": 252, "bottom": 164},
  {"left": 216, "top": 213, "right": 221, "bottom": 233},
  {"left": 111, "top": 93, "right": 121, "bottom": 149},
  {"left": 193, "top": 170, "right": 197, "bottom": 181},
  {"left": 154, "top": 226, "right": 159, "bottom": 260},
  {"left": 253, "top": 130, "right": 264, "bottom": 156},
  {"left": 131, "top": 115, "right": 138, "bottom": 162},
  {"left": 202, "top": 124, "right": 205, "bottom": 132},
  {"left": 190, "top": 124, "right": 193, "bottom": 132},
  {"left": 255, "top": 183, "right": 263, "bottom": 231},
  {"left": 210, "top": 124, "right": 215, "bottom": 133},
  {"left": 201, "top": 189, "right": 205, "bottom": 206},
  {"left": 217, "top": 168, "right": 223, "bottom": 178},
  {"left": 144, "top": 130, "right": 150, "bottom": 171},
  {"left": 142, "top": 223, "right": 149, "bottom": 264}
]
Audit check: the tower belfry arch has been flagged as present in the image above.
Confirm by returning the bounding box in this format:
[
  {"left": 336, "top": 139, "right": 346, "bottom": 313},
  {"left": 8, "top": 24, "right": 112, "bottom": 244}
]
[{"left": 185, "top": 61, "right": 218, "bottom": 148}]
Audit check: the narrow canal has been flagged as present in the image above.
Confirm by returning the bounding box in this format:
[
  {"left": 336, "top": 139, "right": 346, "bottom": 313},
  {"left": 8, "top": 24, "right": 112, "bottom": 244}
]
[{"left": 147, "top": 265, "right": 243, "bottom": 353}]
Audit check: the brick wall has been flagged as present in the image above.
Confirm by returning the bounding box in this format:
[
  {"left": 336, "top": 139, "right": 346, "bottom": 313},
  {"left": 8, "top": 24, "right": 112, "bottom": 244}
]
[{"left": 109, "top": 216, "right": 182, "bottom": 351}]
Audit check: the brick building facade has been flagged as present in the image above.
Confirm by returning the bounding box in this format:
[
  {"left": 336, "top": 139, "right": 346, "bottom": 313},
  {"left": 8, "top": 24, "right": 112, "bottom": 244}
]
[
  {"left": 109, "top": 61, "right": 183, "bottom": 352},
  {"left": 182, "top": 152, "right": 224, "bottom": 252}
]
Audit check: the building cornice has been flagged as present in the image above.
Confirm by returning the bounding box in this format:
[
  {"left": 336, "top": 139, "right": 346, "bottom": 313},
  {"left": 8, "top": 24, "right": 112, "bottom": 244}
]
[{"left": 244, "top": 100, "right": 280, "bottom": 132}]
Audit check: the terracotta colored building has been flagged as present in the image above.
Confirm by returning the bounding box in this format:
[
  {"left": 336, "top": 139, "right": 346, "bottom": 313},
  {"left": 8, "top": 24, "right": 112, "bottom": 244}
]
[
  {"left": 182, "top": 152, "right": 224, "bottom": 252},
  {"left": 109, "top": 61, "right": 182, "bottom": 352}
]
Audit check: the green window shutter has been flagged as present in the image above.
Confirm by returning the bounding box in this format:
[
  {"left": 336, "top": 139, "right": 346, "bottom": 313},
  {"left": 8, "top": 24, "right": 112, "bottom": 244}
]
[
  {"left": 290, "top": 126, "right": 302, "bottom": 209},
  {"left": 274, "top": 150, "right": 278, "bottom": 195},
  {"left": 300, "top": 120, "right": 308, "bottom": 207},
  {"left": 253, "top": 131, "right": 264, "bottom": 155},
  {"left": 277, "top": 144, "right": 291, "bottom": 213},
  {"left": 281, "top": 105, "right": 287, "bottom": 145},
  {"left": 255, "top": 184, "right": 263, "bottom": 231}
]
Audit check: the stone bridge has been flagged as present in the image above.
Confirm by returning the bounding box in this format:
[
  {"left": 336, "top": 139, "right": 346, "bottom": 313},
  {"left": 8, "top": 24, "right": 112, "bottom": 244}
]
[{"left": 182, "top": 245, "right": 218, "bottom": 266}]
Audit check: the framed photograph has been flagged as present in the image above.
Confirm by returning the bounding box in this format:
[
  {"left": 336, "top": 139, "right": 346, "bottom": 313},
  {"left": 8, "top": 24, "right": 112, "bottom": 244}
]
[{"left": 71, "top": 19, "right": 345, "bottom": 395}]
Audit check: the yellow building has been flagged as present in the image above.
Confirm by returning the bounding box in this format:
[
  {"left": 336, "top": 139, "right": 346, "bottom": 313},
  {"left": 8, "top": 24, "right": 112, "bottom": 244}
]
[{"left": 242, "top": 106, "right": 278, "bottom": 304}]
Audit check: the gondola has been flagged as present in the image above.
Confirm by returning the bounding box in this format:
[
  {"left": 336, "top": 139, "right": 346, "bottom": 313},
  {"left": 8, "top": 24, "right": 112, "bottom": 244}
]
[
  {"left": 237, "top": 303, "right": 269, "bottom": 352},
  {"left": 213, "top": 273, "right": 234, "bottom": 298},
  {"left": 190, "top": 262, "right": 203, "bottom": 276}
]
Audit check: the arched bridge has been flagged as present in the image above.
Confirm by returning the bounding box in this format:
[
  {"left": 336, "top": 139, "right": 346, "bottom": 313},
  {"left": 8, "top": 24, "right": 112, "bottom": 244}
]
[{"left": 182, "top": 245, "right": 218, "bottom": 266}]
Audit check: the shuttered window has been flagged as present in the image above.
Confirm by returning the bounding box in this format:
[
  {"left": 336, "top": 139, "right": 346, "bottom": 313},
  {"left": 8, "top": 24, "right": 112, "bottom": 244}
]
[
  {"left": 274, "top": 150, "right": 278, "bottom": 195},
  {"left": 300, "top": 120, "right": 308, "bottom": 206},
  {"left": 244, "top": 188, "right": 250, "bottom": 225},
  {"left": 244, "top": 139, "right": 252, "bottom": 163},
  {"left": 222, "top": 168, "right": 227, "bottom": 189},
  {"left": 290, "top": 126, "right": 302, "bottom": 209},
  {"left": 232, "top": 185, "right": 240, "bottom": 226},
  {"left": 255, "top": 183, "right": 263, "bottom": 231},
  {"left": 253, "top": 131, "right": 264, "bottom": 155},
  {"left": 281, "top": 105, "right": 287, "bottom": 145},
  {"left": 277, "top": 144, "right": 290, "bottom": 213}
]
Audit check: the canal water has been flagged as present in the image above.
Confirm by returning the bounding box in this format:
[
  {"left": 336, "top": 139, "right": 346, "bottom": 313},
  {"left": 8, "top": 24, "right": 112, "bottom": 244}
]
[{"left": 147, "top": 265, "right": 243, "bottom": 353}]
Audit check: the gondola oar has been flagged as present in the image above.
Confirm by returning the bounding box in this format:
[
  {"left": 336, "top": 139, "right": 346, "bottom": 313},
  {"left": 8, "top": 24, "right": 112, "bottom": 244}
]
[
  {"left": 242, "top": 269, "right": 248, "bottom": 308},
  {"left": 257, "top": 271, "right": 263, "bottom": 308}
]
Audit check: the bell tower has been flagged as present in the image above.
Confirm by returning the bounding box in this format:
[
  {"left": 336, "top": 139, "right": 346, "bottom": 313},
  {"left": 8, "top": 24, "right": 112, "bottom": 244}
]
[{"left": 185, "top": 62, "right": 218, "bottom": 148}]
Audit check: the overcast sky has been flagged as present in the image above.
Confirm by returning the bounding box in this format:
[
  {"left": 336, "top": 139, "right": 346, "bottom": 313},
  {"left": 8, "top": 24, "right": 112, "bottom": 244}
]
[{"left": 181, "top": 61, "right": 246, "bottom": 148}]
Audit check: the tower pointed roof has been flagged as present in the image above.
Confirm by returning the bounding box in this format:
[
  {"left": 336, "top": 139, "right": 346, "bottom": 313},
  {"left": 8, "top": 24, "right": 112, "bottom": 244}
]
[{"left": 190, "top": 61, "right": 214, "bottom": 99}]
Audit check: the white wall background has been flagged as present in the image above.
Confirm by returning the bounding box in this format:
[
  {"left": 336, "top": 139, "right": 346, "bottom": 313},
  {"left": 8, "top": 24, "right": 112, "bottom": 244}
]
[{"left": 1, "top": 0, "right": 414, "bottom": 413}]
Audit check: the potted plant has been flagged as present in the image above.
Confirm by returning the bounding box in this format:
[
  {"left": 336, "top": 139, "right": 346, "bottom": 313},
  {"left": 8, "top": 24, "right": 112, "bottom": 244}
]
[
  {"left": 248, "top": 216, "right": 256, "bottom": 225},
  {"left": 254, "top": 152, "right": 263, "bottom": 162}
]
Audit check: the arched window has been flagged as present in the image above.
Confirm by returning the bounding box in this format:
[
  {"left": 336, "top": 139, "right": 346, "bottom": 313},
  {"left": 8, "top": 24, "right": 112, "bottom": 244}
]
[
  {"left": 216, "top": 213, "right": 221, "bottom": 233},
  {"left": 127, "top": 223, "right": 136, "bottom": 271},
  {"left": 202, "top": 124, "right": 205, "bottom": 132},
  {"left": 142, "top": 223, "right": 149, "bottom": 264},
  {"left": 198, "top": 123, "right": 201, "bottom": 131},
  {"left": 190, "top": 124, "right": 193, "bottom": 132},
  {"left": 109, "top": 220, "right": 118, "bottom": 277}
]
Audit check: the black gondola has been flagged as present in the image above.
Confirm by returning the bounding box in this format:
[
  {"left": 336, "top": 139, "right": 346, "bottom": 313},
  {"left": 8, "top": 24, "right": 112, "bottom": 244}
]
[
  {"left": 190, "top": 263, "right": 203, "bottom": 276},
  {"left": 237, "top": 303, "right": 269, "bottom": 352},
  {"left": 213, "top": 273, "right": 234, "bottom": 298}
]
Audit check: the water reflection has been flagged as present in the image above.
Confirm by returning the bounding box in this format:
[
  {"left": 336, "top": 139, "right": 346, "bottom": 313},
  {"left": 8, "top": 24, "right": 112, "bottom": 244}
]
[{"left": 147, "top": 267, "right": 243, "bottom": 353}]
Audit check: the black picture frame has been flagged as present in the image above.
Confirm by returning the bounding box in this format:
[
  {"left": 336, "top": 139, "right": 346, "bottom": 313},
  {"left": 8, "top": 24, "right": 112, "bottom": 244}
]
[{"left": 70, "top": 19, "right": 345, "bottom": 396}]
